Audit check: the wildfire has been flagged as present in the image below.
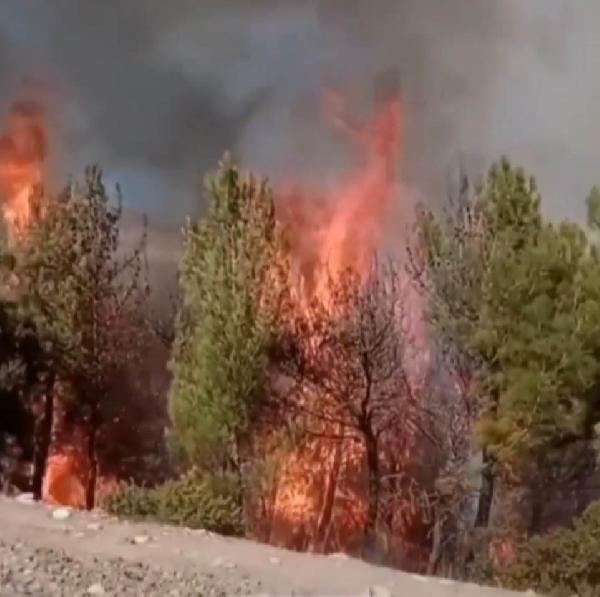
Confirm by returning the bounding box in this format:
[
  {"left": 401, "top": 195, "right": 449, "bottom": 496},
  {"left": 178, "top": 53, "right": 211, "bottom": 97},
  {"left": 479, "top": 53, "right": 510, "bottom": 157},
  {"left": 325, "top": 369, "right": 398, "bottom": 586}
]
[
  {"left": 268, "top": 91, "right": 430, "bottom": 557},
  {"left": 280, "top": 89, "right": 401, "bottom": 308},
  {"left": 0, "top": 96, "right": 92, "bottom": 509},
  {"left": 0, "top": 99, "right": 47, "bottom": 237}
]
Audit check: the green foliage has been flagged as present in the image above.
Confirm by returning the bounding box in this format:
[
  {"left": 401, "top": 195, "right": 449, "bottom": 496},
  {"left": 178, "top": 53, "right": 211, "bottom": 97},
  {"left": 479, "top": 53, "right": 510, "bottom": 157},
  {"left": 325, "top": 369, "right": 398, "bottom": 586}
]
[
  {"left": 496, "top": 500, "right": 600, "bottom": 595},
  {"left": 104, "top": 470, "right": 244, "bottom": 536},
  {"left": 418, "top": 158, "right": 600, "bottom": 463},
  {"left": 169, "top": 155, "right": 280, "bottom": 468},
  {"left": 14, "top": 168, "right": 148, "bottom": 388},
  {"left": 103, "top": 482, "right": 160, "bottom": 519},
  {"left": 0, "top": 226, "right": 47, "bottom": 407}
]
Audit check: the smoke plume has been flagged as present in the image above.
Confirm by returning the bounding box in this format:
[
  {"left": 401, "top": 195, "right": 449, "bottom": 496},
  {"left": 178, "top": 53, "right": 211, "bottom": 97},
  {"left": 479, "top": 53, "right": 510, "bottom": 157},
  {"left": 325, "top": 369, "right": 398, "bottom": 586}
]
[{"left": 0, "top": 1, "right": 595, "bottom": 225}]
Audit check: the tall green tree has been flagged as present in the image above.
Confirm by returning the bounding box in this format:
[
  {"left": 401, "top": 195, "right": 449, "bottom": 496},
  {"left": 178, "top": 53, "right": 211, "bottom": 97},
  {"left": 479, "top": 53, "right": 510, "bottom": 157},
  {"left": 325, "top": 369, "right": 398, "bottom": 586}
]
[
  {"left": 415, "top": 158, "right": 600, "bottom": 529},
  {"left": 169, "top": 156, "right": 280, "bottom": 471},
  {"left": 14, "top": 168, "right": 149, "bottom": 507}
]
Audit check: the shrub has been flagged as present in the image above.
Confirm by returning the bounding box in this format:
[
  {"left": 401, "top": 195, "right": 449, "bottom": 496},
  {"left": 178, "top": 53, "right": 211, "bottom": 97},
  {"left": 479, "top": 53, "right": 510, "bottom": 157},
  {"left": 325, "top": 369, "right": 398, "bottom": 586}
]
[
  {"left": 495, "top": 500, "right": 600, "bottom": 595},
  {"left": 103, "top": 482, "right": 160, "bottom": 519},
  {"left": 157, "top": 469, "right": 244, "bottom": 535},
  {"left": 104, "top": 469, "right": 244, "bottom": 536}
]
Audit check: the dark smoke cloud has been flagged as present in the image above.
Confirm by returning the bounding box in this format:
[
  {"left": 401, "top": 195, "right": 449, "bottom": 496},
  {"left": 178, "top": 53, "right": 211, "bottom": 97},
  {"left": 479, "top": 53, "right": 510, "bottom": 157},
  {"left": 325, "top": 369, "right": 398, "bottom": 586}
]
[{"left": 0, "top": 1, "right": 595, "bottom": 225}]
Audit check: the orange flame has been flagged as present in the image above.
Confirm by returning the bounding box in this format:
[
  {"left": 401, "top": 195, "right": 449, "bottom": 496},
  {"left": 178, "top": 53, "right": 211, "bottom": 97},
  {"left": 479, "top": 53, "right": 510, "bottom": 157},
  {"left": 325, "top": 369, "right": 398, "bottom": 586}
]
[
  {"left": 268, "top": 91, "right": 424, "bottom": 555},
  {"left": 280, "top": 90, "right": 401, "bottom": 308},
  {"left": 0, "top": 99, "right": 47, "bottom": 236}
]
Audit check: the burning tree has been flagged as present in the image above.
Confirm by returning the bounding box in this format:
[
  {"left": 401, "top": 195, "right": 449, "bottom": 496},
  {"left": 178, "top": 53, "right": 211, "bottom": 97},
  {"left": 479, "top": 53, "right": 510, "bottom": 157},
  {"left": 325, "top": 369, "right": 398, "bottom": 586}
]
[
  {"left": 276, "top": 258, "right": 424, "bottom": 548},
  {"left": 14, "top": 167, "right": 148, "bottom": 508}
]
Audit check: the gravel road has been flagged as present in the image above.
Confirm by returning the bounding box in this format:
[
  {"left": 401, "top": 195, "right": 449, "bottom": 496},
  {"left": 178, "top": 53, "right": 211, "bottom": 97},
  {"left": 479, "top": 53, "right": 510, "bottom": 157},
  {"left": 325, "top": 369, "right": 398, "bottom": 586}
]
[{"left": 0, "top": 495, "right": 531, "bottom": 596}]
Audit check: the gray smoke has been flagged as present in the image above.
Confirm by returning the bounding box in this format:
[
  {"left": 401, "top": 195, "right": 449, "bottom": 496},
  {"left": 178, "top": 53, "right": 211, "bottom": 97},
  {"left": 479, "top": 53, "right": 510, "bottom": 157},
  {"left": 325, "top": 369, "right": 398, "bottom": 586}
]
[{"left": 0, "top": 0, "right": 595, "bottom": 225}]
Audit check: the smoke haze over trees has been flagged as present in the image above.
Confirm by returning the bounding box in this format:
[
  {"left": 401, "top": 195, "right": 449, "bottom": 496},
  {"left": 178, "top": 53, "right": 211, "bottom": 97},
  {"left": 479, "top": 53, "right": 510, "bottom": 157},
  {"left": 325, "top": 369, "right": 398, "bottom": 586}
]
[
  {"left": 0, "top": 1, "right": 597, "bottom": 223},
  {"left": 4, "top": 3, "right": 600, "bottom": 595}
]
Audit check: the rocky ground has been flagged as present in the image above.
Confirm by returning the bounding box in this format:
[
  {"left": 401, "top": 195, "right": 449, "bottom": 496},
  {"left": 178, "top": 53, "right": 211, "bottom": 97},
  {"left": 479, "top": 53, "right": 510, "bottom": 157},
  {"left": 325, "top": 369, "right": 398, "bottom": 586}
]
[{"left": 0, "top": 495, "right": 529, "bottom": 596}]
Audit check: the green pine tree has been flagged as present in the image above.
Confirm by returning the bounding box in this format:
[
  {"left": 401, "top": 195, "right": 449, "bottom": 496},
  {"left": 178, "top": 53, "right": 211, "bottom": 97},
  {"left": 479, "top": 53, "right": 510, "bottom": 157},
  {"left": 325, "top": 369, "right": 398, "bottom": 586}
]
[
  {"left": 169, "top": 155, "right": 280, "bottom": 471},
  {"left": 416, "top": 157, "right": 600, "bottom": 528}
]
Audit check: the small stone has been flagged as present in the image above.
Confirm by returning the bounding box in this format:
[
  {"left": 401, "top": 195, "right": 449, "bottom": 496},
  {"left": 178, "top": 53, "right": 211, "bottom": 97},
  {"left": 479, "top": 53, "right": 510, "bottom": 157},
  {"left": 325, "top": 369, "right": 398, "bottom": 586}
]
[
  {"left": 87, "top": 583, "right": 105, "bottom": 595},
  {"left": 52, "top": 507, "right": 72, "bottom": 521},
  {"left": 133, "top": 534, "right": 150, "bottom": 544},
  {"left": 211, "top": 557, "right": 224, "bottom": 568},
  {"left": 87, "top": 522, "right": 102, "bottom": 531},
  {"left": 329, "top": 552, "right": 349, "bottom": 559},
  {"left": 268, "top": 556, "right": 281, "bottom": 565},
  {"left": 223, "top": 561, "right": 236, "bottom": 569}
]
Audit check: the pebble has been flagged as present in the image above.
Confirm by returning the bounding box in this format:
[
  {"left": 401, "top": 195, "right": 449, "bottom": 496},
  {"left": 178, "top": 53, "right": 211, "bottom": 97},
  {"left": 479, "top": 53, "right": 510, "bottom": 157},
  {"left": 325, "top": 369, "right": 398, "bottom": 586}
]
[
  {"left": 268, "top": 556, "right": 280, "bottom": 565},
  {"left": 87, "top": 522, "right": 103, "bottom": 531},
  {"left": 133, "top": 534, "right": 150, "bottom": 545},
  {"left": 86, "top": 582, "right": 105, "bottom": 595},
  {"left": 51, "top": 507, "right": 72, "bottom": 521}
]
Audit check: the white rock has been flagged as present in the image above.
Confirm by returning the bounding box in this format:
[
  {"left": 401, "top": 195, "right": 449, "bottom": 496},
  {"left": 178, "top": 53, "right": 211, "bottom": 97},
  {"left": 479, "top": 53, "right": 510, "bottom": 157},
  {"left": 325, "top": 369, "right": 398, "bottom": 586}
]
[
  {"left": 15, "top": 492, "right": 35, "bottom": 504},
  {"left": 86, "top": 522, "right": 102, "bottom": 531},
  {"left": 52, "top": 507, "right": 72, "bottom": 521},
  {"left": 87, "top": 583, "right": 105, "bottom": 595},
  {"left": 268, "top": 556, "right": 281, "bottom": 565},
  {"left": 133, "top": 534, "right": 150, "bottom": 544},
  {"left": 223, "top": 561, "right": 236, "bottom": 569}
]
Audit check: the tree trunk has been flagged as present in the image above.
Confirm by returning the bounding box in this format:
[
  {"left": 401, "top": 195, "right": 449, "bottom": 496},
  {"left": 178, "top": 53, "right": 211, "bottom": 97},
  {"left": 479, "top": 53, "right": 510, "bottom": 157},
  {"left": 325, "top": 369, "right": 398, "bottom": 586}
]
[
  {"left": 363, "top": 429, "right": 380, "bottom": 549},
  {"left": 475, "top": 448, "right": 495, "bottom": 528},
  {"left": 312, "top": 438, "right": 343, "bottom": 552},
  {"left": 85, "top": 401, "right": 99, "bottom": 510},
  {"left": 31, "top": 376, "right": 54, "bottom": 501}
]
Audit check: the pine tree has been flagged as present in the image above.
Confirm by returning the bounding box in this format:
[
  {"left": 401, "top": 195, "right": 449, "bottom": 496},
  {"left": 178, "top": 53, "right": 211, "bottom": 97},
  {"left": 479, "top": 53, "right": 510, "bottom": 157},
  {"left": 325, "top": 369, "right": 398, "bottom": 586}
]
[
  {"left": 169, "top": 156, "right": 280, "bottom": 471},
  {"left": 14, "top": 168, "right": 148, "bottom": 507},
  {"left": 415, "top": 158, "right": 600, "bottom": 528}
]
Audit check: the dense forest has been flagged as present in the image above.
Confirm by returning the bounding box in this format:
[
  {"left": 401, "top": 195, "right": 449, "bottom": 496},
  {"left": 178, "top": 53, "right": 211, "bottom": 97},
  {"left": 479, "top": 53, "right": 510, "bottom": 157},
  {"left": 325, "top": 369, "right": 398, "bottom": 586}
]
[{"left": 3, "top": 140, "right": 600, "bottom": 594}]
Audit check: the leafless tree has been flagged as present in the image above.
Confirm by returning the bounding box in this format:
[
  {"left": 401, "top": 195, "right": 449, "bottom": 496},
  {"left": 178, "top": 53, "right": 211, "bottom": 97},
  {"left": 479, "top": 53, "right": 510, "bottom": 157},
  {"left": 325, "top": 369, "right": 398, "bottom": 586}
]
[{"left": 275, "top": 257, "right": 428, "bottom": 547}]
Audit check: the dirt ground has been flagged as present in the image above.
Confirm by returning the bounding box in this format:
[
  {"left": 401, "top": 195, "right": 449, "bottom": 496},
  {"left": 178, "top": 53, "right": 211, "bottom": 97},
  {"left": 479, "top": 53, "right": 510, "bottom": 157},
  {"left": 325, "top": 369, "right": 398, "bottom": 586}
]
[{"left": 0, "top": 495, "right": 532, "bottom": 596}]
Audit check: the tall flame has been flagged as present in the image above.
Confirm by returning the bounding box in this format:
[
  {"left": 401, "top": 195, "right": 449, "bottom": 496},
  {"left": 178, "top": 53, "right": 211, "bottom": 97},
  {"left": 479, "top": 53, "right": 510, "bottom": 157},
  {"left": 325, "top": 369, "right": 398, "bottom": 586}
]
[
  {"left": 0, "top": 99, "right": 47, "bottom": 237},
  {"left": 280, "top": 89, "right": 401, "bottom": 307},
  {"left": 267, "top": 91, "right": 429, "bottom": 558}
]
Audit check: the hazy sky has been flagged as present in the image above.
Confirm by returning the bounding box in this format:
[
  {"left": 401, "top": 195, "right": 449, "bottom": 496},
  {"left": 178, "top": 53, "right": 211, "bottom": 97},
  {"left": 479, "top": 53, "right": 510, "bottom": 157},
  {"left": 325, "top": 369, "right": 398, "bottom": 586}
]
[{"left": 0, "top": 1, "right": 597, "bottom": 223}]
